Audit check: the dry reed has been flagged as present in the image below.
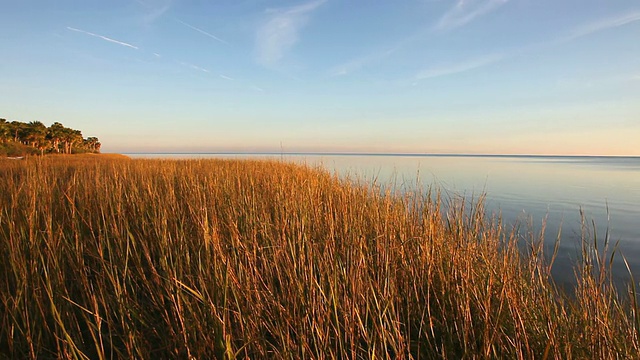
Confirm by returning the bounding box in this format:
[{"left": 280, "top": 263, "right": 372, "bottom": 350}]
[{"left": 0, "top": 156, "right": 637, "bottom": 359}]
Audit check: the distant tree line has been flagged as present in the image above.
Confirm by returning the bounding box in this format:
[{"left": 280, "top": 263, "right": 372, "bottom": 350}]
[{"left": 0, "top": 118, "right": 100, "bottom": 156}]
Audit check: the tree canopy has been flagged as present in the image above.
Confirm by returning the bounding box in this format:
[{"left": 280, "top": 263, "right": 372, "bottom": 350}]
[{"left": 0, "top": 118, "right": 100, "bottom": 156}]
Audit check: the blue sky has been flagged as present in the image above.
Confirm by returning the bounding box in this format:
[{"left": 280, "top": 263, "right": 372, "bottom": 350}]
[{"left": 1, "top": 0, "right": 639, "bottom": 155}]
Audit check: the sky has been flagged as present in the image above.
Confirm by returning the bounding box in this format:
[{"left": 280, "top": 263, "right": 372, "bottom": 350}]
[{"left": 1, "top": 0, "right": 639, "bottom": 155}]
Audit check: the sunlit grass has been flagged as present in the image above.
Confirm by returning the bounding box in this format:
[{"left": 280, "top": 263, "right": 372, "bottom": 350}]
[{"left": 0, "top": 156, "right": 638, "bottom": 358}]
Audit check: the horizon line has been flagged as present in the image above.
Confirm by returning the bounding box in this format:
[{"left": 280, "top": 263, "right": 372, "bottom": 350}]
[{"left": 115, "top": 151, "right": 640, "bottom": 159}]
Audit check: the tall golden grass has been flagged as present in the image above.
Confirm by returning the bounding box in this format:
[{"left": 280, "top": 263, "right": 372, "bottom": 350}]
[{"left": 0, "top": 156, "right": 638, "bottom": 358}]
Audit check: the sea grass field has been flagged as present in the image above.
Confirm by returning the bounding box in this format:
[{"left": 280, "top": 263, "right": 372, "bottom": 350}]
[
  {"left": 1, "top": 155, "right": 639, "bottom": 359},
  {"left": 3, "top": 0, "right": 640, "bottom": 358},
  {"left": 134, "top": 153, "right": 640, "bottom": 289}
]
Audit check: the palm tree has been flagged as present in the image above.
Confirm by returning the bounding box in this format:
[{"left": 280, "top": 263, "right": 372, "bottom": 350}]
[
  {"left": 60, "top": 128, "right": 83, "bottom": 154},
  {"left": 47, "top": 122, "right": 66, "bottom": 153},
  {"left": 1, "top": 117, "right": 101, "bottom": 155},
  {"left": 83, "top": 137, "right": 101, "bottom": 153},
  {"left": 24, "top": 121, "right": 47, "bottom": 150},
  {"left": 9, "top": 121, "right": 26, "bottom": 143}
]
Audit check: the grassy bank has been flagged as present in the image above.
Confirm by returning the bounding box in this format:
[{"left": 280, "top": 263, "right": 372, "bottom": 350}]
[
  {"left": 0, "top": 157, "right": 638, "bottom": 358},
  {"left": 0, "top": 141, "right": 39, "bottom": 157}
]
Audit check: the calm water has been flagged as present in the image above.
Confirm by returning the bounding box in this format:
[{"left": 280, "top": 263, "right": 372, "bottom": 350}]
[{"left": 128, "top": 153, "right": 640, "bottom": 288}]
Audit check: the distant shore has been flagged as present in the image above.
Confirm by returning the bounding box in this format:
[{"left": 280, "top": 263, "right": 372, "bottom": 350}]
[
  {"left": 1, "top": 152, "right": 129, "bottom": 160},
  {"left": 123, "top": 151, "right": 640, "bottom": 159}
]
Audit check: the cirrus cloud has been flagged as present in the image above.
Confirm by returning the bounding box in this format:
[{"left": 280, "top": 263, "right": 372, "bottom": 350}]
[
  {"left": 416, "top": 53, "right": 504, "bottom": 80},
  {"left": 561, "top": 10, "right": 640, "bottom": 42},
  {"left": 435, "top": 0, "right": 509, "bottom": 31},
  {"left": 255, "top": 0, "right": 327, "bottom": 67}
]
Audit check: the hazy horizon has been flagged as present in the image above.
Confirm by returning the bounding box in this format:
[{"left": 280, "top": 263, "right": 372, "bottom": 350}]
[
  {"left": 121, "top": 150, "right": 640, "bottom": 158},
  {"left": 1, "top": 1, "right": 639, "bottom": 156}
]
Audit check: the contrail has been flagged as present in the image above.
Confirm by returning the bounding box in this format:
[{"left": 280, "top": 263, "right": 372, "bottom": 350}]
[
  {"left": 67, "top": 27, "right": 139, "bottom": 49},
  {"left": 177, "top": 20, "right": 227, "bottom": 44},
  {"left": 178, "top": 61, "right": 210, "bottom": 73}
]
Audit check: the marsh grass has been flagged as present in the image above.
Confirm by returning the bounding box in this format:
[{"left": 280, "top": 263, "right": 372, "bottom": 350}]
[{"left": 0, "top": 156, "right": 638, "bottom": 358}]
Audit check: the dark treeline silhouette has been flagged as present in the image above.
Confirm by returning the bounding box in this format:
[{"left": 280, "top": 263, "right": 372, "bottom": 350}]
[{"left": 0, "top": 118, "right": 100, "bottom": 156}]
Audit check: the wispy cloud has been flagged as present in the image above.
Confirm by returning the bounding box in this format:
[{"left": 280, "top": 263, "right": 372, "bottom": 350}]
[
  {"left": 251, "top": 85, "right": 265, "bottom": 92},
  {"left": 435, "top": 0, "right": 509, "bottom": 31},
  {"left": 67, "top": 27, "right": 139, "bottom": 49},
  {"left": 511, "top": 10, "right": 640, "bottom": 54},
  {"left": 136, "top": 0, "right": 172, "bottom": 24},
  {"left": 416, "top": 53, "right": 504, "bottom": 80},
  {"left": 411, "top": 9, "right": 640, "bottom": 83},
  {"left": 561, "top": 10, "right": 640, "bottom": 42},
  {"left": 220, "top": 74, "right": 234, "bottom": 81},
  {"left": 329, "top": 46, "right": 399, "bottom": 77},
  {"left": 177, "top": 19, "right": 227, "bottom": 44},
  {"left": 255, "top": 0, "right": 327, "bottom": 67},
  {"left": 328, "top": 0, "right": 509, "bottom": 76}
]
